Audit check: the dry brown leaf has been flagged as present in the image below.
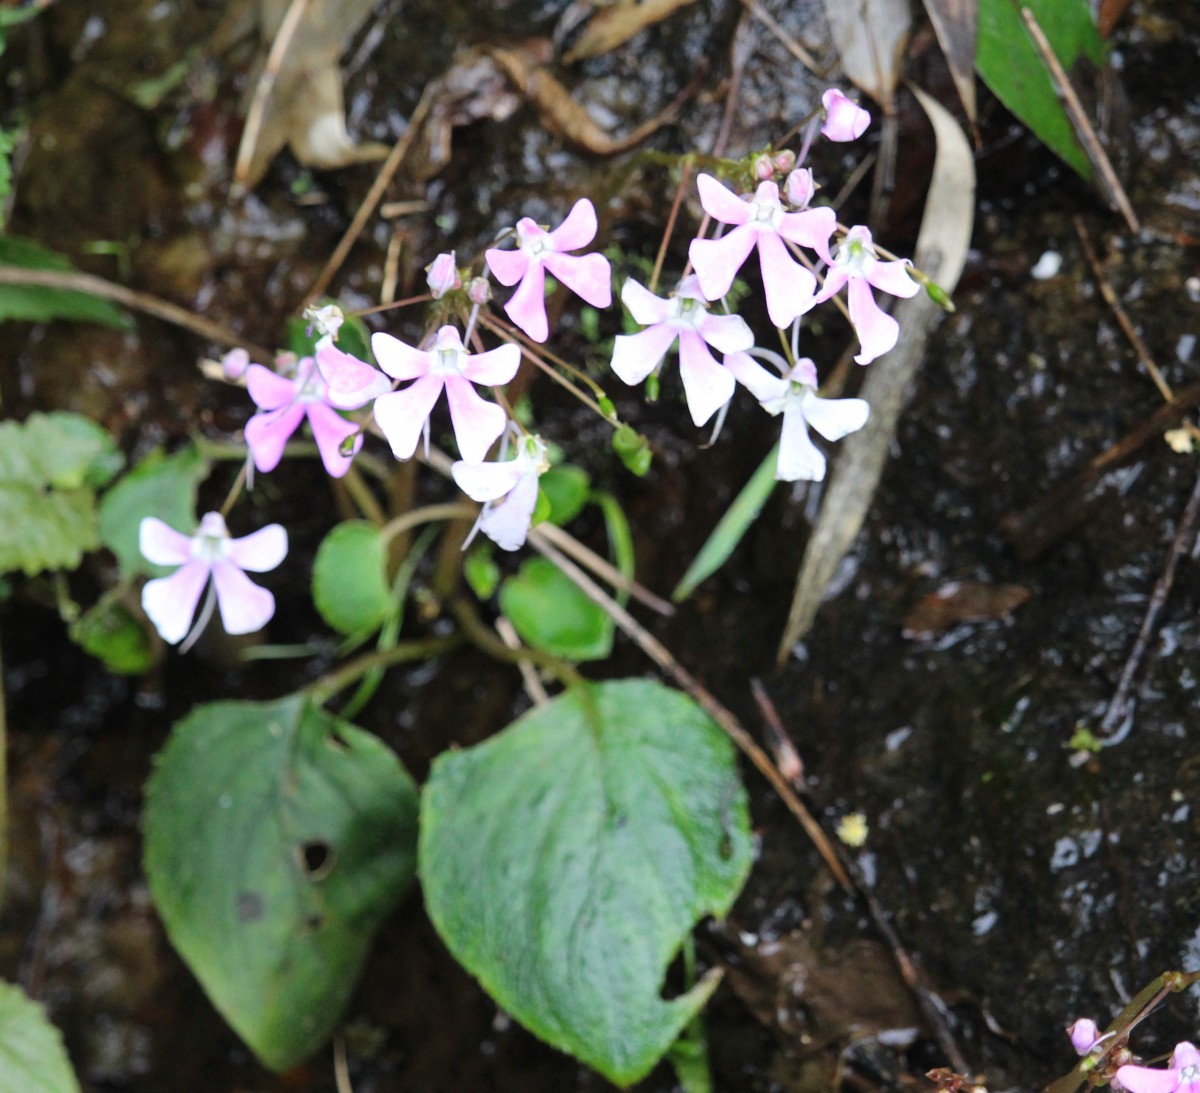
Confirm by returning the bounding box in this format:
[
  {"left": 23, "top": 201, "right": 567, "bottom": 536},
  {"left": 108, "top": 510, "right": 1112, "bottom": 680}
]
[
  {"left": 901, "top": 580, "right": 1031, "bottom": 639},
  {"left": 920, "top": 0, "right": 977, "bottom": 122},
  {"left": 562, "top": 0, "right": 698, "bottom": 63},
  {"left": 823, "top": 0, "right": 911, "bottom": 110}
]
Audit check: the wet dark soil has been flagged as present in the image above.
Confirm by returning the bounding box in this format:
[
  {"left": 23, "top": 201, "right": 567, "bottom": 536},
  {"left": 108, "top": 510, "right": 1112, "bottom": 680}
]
[{"left": 2, "top": 1, "right": 1200, "bottom": 1091}]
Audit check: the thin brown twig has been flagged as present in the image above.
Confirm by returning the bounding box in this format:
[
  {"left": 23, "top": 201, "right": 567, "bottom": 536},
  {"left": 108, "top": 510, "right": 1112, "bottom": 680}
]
[
  {"left": 749, "top": 679, "right": 804, "bottom": 787},
  {"left": 495, "top": 616, "right": 550, "bottom": 706},
  {"left": 0, "top": 267, "right": 273, "bottom": 359},
  {"left": 1021, "top": 7, "right": 1139, "bottom": 232}
]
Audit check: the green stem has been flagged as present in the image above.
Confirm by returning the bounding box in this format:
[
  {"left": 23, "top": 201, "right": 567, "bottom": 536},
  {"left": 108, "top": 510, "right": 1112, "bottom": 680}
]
[
  {"left": 449, "top": 598, "right": 585, "bottom": 692},
  {"left": 306, "top": 634, "right": 462, "bottom": 704},
  {"left": 380, "top": 502, "right": 477, "bottom": 548},
  {"left": 0, "top": 640, "right": 6, "bottom": 912}
]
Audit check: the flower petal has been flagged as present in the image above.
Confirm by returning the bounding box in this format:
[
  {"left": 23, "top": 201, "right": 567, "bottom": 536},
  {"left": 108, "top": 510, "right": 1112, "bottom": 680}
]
[
  {"left": 373, "top": 375, "right": 445, "bottom": 460},
  {"left": 227, "top": 523, "right": 288, "bottom": 572},
  {"left": 812, "top": 265, "right": 850, "bottom": 307},
  {"left": 847, "top": 276, "right": 899, "bottom": 364},
  {"left": 1172, "top": 1045, "right": 1200, "bottom": 1071},
  {"left": 621, "top": 278, "right": 673, "bottom": 326},
  {"left": 696, "top": 311, "right": 754, "bottom": 354},
  {"left": 503, "top": 261, "right": 549, "bottom": 342},
  {"left": 1116, "top": 1066, "right": 1184, "bottom": 1093},
  {"left": 688, "top": 225, "right": 757, "bottom": 302},
  {"left": 460, "top": 342, "right": 521, "bottom": 386},
  {"left": 210, "top": 560, "right": 276, "bottom": 636},
  {"left": 867, "top": 257, "right": 920, "bottom": 298},
  {"left": 821, "top": 88, "right": 871, "bottom": 141},
  {"left": 479, "top": 473, "right": 541, "bottom": 551},
  {"left": 444, "top": 376, "right": 507, "bottom": 464},
  {"left": 758, "top": 232, "right": 817, "bottom": 329},
  {"left": 610, "top": 323, "right": 678, "bottom": 386},
  {"left": 778, "top": 205, "right": 837, "bottom": 265},
  {"left": 723, "top": 351, "right": 786, "bottom": 407},
  {"left": 544, "top": 251, "right": 612, "bottom": 308},
  {"left": 245, "top": 403, "right": 306, "bottom": 472},
  {"left": 545, "top": 198, "right": 598, "bottom": 252},
  {"left": 305, "top": 403, "right": 362, "bottom": 477},
  {"left": 485, "top": 245, "right": 531, "bottom": 287},
  {"left": 139, "top": 517, "right": 194, "bottom": 566},
  {"left": 371, "top": 332, "right": 433, "bottom": 380},
  {"left": 142, "top": 560, "right": 211, "bottom": 644},
  {"left": 452, "top": 457, "right": 525, "bottom": 502},
  {"left": 801, "top": 390, "right": 870, "bottom": 442},
  {"left": 315, "top": 343, "right": 392, "bottom": 409},
  {"left": 696, "top": 173, "right": 753, "bottom": 226},
  {"left": 245, "top": 364, "right": 297, "bottom": 410},
  {"left": 777, "top": 405, "right": 826, "bottom": 481},
  {"left": 677, "top": 332, "right": 735, "bottom": 426}
]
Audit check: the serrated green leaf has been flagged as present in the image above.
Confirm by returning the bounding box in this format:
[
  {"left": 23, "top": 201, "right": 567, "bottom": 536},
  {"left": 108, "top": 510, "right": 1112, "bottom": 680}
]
[
  {"left": 98, "top": 445, "right": 209, "bottom": 577},
  {"left": 0, "top": 236, "right": 129, "bottom": 328},
  {"left": 673, "top": 443, "right": 778, "bottom": 602},
  {"left": 143, "top": 696, "right": 418, "bottom": 1071},
  {"left": 420, "top": 679, "right": 753, "bottom": 1086},
  {"left": 500, "top": 556, "right": 613, "bottom": 661},
  {"left": 0, "top": 980, "right": 81, "bottom": 1093},
  {"left": 312, "top": 521, "right": 392, "bottom": 636},
  {"left": 70, "top": 599, "right": 153, "bottom": 675},
  {"left": 539, "top": 465, "right": 590, "bottom": 526},
  {"left": 0, "top": 413, "right": 121, "bottom": 576},
  {"left": 976, "top": 0, "right": 1105, "bottom": 179}
]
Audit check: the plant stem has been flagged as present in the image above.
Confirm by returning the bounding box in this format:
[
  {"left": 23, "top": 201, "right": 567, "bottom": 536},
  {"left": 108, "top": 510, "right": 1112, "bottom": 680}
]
[
  {"left": 306, "top": 634, "right": 462, "bottom": 704},
  {"left": 0, "top": 640, "right": 6, "bottom": 912}
]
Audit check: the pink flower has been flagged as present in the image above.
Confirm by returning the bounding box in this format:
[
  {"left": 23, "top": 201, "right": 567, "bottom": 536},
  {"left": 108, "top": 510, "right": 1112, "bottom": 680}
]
[
  {"left": 244, "top": 356, "right": 364, "bottom": 478},
  {"left": 314, "top": 341, "right": 393, "bottom": 410},
  {"left": 451, "top": 433, "right": 549, "bottom": 551},
  {"left": 140, "top": 512, "right": 287, "bottom": 645},
  {"left": 811, "top": 225, "right": 919, "bottom": 365},
  {"left": 426, "top": 251, "right": 461, "bottom": 299},
  {"left": 821, "top": 88, "right": 871, "bottom": 142},
  {"left": 370, "top": 325, "right": 520, "bottom": 464},
  {"left": 688, "top": 174, "right": 836, "bottom": 330},
  {"left": 610, "top": 275, "right": 753, "bottom": 426},
  {"left": 485, "top": 198, "right": 612, "bottom": 342},
  {"left": 1118, "top": 1042, "right": 1200, "bottom": 1093},
  {"left": 1068, "top": 1018, "right": 1105, "bottom": 1056},
  {"left": 724, "top": 354, "right": 869, "bottom": 481}
]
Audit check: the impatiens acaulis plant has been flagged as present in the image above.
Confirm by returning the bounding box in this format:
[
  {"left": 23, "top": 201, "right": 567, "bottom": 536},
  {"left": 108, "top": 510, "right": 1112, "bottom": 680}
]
[{"left": 10, "top": 85, "right": 967, "bottom": 1086}]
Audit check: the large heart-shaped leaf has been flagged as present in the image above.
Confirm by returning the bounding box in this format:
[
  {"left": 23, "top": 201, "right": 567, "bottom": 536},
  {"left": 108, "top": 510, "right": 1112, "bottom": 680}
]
[
  {"left": 420, "top": 679, "right": 753, "bottom": 1086},
  {"left": 144, "top": 696, "right": 418, "bottom": 1070},
  {"left": 0, "top": 980, "right": 80, "bottom": 1093}
]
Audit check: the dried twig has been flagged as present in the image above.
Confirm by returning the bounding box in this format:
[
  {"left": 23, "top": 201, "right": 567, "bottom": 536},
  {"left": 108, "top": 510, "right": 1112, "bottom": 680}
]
[
  {"left": 496, "top": 616, "right": 550, "bottom": 707},
  {"left": 740, "top": 0, "right": 825, "bottom": 76}
]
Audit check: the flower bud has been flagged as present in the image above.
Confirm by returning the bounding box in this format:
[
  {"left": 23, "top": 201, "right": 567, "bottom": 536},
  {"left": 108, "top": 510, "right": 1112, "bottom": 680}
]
[
  {"left": 784, "top": 167, "right": 816, "bottom": 208},
  {"left": 220, "top": 348, "right": 249, "bottom": 381},
  {"left": 1068, "top": 1019, "right": 1101, "bottom": 1056},
  {"left": 820, "top": 88, "right": 871, "bottom": 142},
  {"left": 773, "top": 149, "right": 796, "bottom": 173},
  {"left": 753, "top": 154, "right": 775, "bottom": 181},
  {"left": 467, "top": 276, "right": 492, "bottom": 305},
  {"left": 426, "top": 251, "right": 461, "bottom": 299}
]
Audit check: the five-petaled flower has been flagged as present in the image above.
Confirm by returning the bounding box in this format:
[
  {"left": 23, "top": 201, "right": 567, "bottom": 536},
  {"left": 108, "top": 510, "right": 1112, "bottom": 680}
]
[
  {"left": 314, "top": 341, "right": 393, "bottom": 409},
  {"left": 140, "top": 512, "right": 287, "bottom": 645},
  {"left": 610, "top": 275, "right": 753, "bottom": 426},
  {"left": 688, "top": 174, "right": 836, "bottom": 330},
  {"left": 452, "top": 432, "right": 550, "bottom": 551},
  {"left": 821, "top": 88, "right": 871, "bottom": 142},
  {"left": 244, "top": 354, "right": 364, "bottom": 478},
  {"left": 371, "top": 325, "right": 520, "bottom": 464},
  {"left": 1119, "top": 1042, "right": 1200, "bottom": 1093},
  {"left": 485, "top": 198, "right": 612, "bottom": 343},
  {"left": 724, "top": 354, "right": 869, "bottom": 481},
  {"left": 811, "top": 224, "right": 919, "bottom": 365}
]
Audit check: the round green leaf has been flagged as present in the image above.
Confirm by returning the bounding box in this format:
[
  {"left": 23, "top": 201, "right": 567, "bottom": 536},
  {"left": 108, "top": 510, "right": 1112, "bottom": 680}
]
[
  {"left": 312, "top": 521, "right": 392, "bottom": 636},
  {"left": 70, "top": 599, "right": 153, "bottom": 675},
  {"left": 143, "top": 696, "right": 419, "bottom": 1071},
  {"left": 420, "top": 679, "right": 754, "bottom": 1086},
  {"left": 500, "top": 557, "right": 613, "bottom": 661},
  {"left": 538, "top": 464, "right": 590, "bottom": 526},
  {"left": 0, "top": 980, "right": 80, "bottom": 1093}
]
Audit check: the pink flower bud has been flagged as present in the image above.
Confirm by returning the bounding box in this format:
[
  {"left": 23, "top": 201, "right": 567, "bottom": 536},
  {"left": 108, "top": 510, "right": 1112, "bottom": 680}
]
[
  {"left": 821, "top": 88, "right": 871, "bottom": 142},
  {"left": 773, "top": 149, "right": 796, "bottom": 173},
  {"left": 426, "top": 251, "right": 461, "bottom": 299},
  {"left": 1067, "top": 1018, "right": 1101, "bottom": 1055},
  {"left": 221, "top": 348, "right": 249, "bottom": 381},
  {"left": 784, "top": 168, "right": 816, "bottom": 208},
  {"left": 753, "top": 154, "right": 775, "bottom": 181},
  {"left": 467, "top": 276, "right": 492, "bottom": 305}
]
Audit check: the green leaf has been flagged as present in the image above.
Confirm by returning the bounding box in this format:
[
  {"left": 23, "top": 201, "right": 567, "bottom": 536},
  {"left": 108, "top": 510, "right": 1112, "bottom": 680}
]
[
  {"left": 420, "top": 679, "right": 753, "bottom": 1086},
  {"left": 312, "top": 521, "right": 392, "bottom": 636},
  {"left": 143, "top": 696, "right": 419, "bottom": 1071},
  {"left": 673, "top": 443, "right": 779, "bottom": 602},
  {"left": 0, "top": 412, "right": 122, "bottom": 575},
  {"left": 500, "top": 557, "right": 613, "bottom": 661},
  {"left": 539, "top": 465, "right": 590, "bottom": 526},
  {"left": 0, "top": 236, "right": 129, "bottom": 328},
  {"left": 464, "top": 545, "right": 500, "bottom": 601},
  {"left": 98, "top": 445, "right": 209, "bottom": 577},
  {"left": 0, "top": 980, "right": 81, "bottom": 1093},
  {"left": 70, "top": 599, "right": 153, "bottom": 675},
  {"left": 976, "top": 0, "right": 1105, "bottom": 179},
  {"left": 612, "top": 423, "right": 652, "bottom": 476}
]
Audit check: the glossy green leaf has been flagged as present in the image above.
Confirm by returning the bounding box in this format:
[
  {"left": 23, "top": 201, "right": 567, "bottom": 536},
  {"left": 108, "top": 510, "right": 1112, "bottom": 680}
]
[
  {"left": 312, "top": 521, "right": 392, "bottom": 636},
  {"left": 0, "top": 980, "right": 80, "bottom": 1093},
  {"left": 143, "top": 696, "right": 419, "bottom": 1071},
  {"left": 98, "top": 445, "right": 209, "bottom": 577},
  {"left": 539, "top": 464, "right": 590, "bottom": 526},
  {"left": 0, "top": 236, "right": 129, "bottom": 328},
  {"left": 500, "top": 557, "right": 613, "bottom": 661},
  {"left": 70, "top": 599, "right": 153, "bottom": 675},
  {"left": 673, "top": 443, "right": 778, "bottom": 602},
  {"left": 0, "top": 412, "right": 122, "bottom": 575},
  {"left": 976, "top": 0, "right": 1104, "bottom": 179},
  {"left": 420, "top": 679, "right": 753, "bottom": 1086}
]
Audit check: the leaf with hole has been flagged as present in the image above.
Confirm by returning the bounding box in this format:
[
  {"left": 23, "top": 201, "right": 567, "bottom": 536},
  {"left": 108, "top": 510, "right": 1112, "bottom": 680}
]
[
  {"left": 420, "top": 679, "right": 753, "bottom": 1086},
  {"left": 0, "top": 980, "right": 80, "bottom": 1093},
  {"left": 143, "top": 695, "right": 419, "bottom": 1071}
]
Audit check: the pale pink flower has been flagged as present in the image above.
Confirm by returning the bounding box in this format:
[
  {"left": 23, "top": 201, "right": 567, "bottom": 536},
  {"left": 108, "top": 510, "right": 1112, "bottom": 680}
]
[
  {"left": 821, "top": 88, "right": 871, "bottom": 142},
  {"left": 485, "top": 198, "right": 612, "bottom": 342},
  {"left": 811, "top": 225, "right": 919, "bottom": 365},
  {"left": 220, "top": 348, "right": 249, "bottom": 381},
  {"left": 314, "top": 341, "right": 392, "bottom": 410},
  {"left": 1118, "top": 1042, "right": 1200, "bottom": 1093},
  {"left": 244, "top": 355, "right": 363, "bottom": 477},
  {"left": 688, "top": 174, "right": 836, "bottom": 330},
  {"left": 724, "top": 354, "right": 868, "bottom": 481},
  {"left": 426, "top": 251, "right": 461, "bottom": 299},
  {"left": 1068, "top": 1019, "right": 1104, "bottom": 1056},
  {"left": 610, "top": 275, "right": 753, "bottom": 426},
  {"left": 140, "top": 512, "right": 287, "bottom": 645},
  {"left": 784, "top": 167, "right": 816, "bottom": 208},
  {"left": 370, "top": 325, "right": 519, "bottom": 464},
  {"left": 452, "top": 433, "right": 549, "bottom": 551}
]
